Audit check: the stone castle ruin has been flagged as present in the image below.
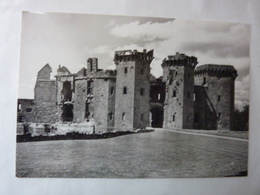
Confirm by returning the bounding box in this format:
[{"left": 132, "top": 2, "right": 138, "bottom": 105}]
[{"left": 17, "top": 49, "right": 237, "bottom": 133}]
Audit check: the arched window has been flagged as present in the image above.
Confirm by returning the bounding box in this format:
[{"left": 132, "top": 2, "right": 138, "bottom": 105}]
[
  {"left": 122, "top": 112, "right": 125, "bottom": 120},
  {"left": 124, "top": 67, "right": 128, "bottom": 74}
]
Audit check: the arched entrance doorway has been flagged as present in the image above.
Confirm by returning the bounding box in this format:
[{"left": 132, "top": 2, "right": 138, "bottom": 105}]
[
  {"left": 61, "top": 103, "right": 73, "bottom": 122},
  {"left": 150, "top": 106, "right": 164, "bottom": 128}
]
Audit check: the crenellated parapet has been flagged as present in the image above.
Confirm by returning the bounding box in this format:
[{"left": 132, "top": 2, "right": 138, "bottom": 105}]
[
  {"left": 161, "top": 52, "right": 198, "bottom": 69},
  {"left": 194, "top": 64, "right": 238, "bottom": 79},
  {"left": 75, "top": 69, "right": 117, "bottom": 80},
  {"left": 114, "top": 49, "right": 154, "bottom": 65}
]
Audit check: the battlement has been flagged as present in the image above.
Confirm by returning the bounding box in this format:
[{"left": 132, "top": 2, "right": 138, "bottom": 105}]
[
  {"left": 114, "top": 49, "right": 154, "bottom": 65},
  {"left": 194, "top": 64, "right": 238, "bottom": 78},
  {"left": 161, "top": 52, "right": 198, "bottom": 69},
  {"left": 75, "top": 69, "right": 117, "bottom": 80}
]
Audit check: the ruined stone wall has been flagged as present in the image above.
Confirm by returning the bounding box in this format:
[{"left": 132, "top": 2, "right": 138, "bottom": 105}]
[
  {"left": 107, "top": 79, "right": 116, "bottom": 131},
  {"left": 73, "top": 77, "right": 116, "bottom": 132},
  {"left": 194, "top": 65, "right": 237, "bottom": 130},
  {"left": 34, "top": 80, "right": 59, "bottom": 123},
  {"left": 55, "top": 75, "right": 74, "bottom": 104},
  {"left": 93, "top": 78, "right": 116, "bottom": 132},
  {"left": 73, "top": 79, "right": 90, "bottom": 123},
  {"left": 37, "top": 64, "right": 52, "bottom": 80},
  {"left": 17, "top": 99, "right": 36, "bottom": 122}
]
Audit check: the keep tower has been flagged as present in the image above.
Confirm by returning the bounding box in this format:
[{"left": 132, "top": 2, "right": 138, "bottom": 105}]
[
  {"left": 162, "top": 52, "right": 198, "bottom": 129},
  {"left": 114, "top": 49, "right": 154, "bottom": 131},
  {"left": 194, "top": 64, "right": 238, "bottom": 130}
]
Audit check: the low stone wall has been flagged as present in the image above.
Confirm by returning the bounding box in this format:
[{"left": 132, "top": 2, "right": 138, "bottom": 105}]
[{"left": 17, "top": 122, "right": 107, "bottom": 136}]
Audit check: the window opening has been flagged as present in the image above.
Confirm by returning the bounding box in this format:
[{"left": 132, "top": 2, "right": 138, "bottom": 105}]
[
  {"left": 202, "top": 77, "right": 206, "bottom": 85},
  {"left": 172, "top": 114, "right": 175, "bottom": 122},
  {"left": 140, "top": 88, "right": 144, "bottom": 96},
  {"left": 141, "top": 113, "right": 144, "bottom": 121},
  {"left": 141, "top": 68, "right": 144, "bottom": 75},
  {"left": 110, "top": 87, "right": 114, "bottom": 95},
  {"left": 87, "top": 80, "right": 93, "bottom": 94},
  {"left": 108, "top": 112, "right": 113, "bottom": 120},
  {"left": 218, "top": 113, "right": 221, "bottom": 121},
  {"left": 26, "top": 108, "right": 32, "bottom": 112},
  {"left": 123, "top": 87, "right": 127, "bottom": 94},
  {"left": 173, "top": 90, "right": 176, "bottom": 97},
  {"left": 218, "top": 95, "right": 221, "bottom": 102}
]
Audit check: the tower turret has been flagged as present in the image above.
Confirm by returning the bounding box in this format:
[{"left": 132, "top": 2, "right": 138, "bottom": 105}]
[
  {"left": 162, "top": 52, "right": 198, "bottom": 129},
  {"left": 114, "top": 49, "right": 154, "bottom": 131},
  {"left": 194, "top": 64, "right": 237, "bottom": 130}
]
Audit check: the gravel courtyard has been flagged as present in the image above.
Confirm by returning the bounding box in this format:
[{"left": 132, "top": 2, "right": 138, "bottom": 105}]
[{"left": 16, "top": 129, "right": 248, "bottom": 178}]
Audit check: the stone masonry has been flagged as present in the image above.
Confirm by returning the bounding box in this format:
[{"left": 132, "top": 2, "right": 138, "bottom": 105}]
[{"left": 17, "top": 49, "right": 237, "bottom": 132}]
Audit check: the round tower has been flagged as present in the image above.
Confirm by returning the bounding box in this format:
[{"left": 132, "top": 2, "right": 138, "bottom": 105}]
[
  {"left": 161, "top": 52, "right": 198, "bottom": 129},
  {"left": 194, "top": 64, "right": 237, "bottom": 130}
]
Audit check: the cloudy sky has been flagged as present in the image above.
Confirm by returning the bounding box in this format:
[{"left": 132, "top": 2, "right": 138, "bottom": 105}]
[{"left": 19, "top": 12, "right": 250, "bottom": 108}]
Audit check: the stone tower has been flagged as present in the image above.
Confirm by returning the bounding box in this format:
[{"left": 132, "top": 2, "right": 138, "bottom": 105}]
[
  {"left": 34, "top": 64, "right": 58, "bottom": 123},
  {"left": 194, "top": 64, "right": 237, "bottom": 130},
  {"left": 162, "top": 52, "right": 198, "bottom": 129},
  {"left": 114, "top": 49, "right": 154, "bottom": 131}
]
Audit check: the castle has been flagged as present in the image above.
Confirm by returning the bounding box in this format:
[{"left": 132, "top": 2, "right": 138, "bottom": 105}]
[{"left": 17, "top": 49, "right": 238, "bottom": 132}]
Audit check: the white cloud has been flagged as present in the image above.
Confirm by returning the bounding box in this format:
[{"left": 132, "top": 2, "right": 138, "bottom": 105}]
[
  {"left": 235, "top": 74, "right": 250, "bottom": 108},
  {"left": 84, "top": 45, "right": 112, "bottom": 56}
]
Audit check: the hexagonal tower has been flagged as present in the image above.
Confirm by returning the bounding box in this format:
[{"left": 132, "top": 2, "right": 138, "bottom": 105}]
[
  {"left": 194, "top": 64, "right": 237, "bottom": 130},
  {"left": 114, "top": 49, "right": 154, "bottom": 131},
  {"left": 162, "top": 52, "right": 198, "bottom": 129}
]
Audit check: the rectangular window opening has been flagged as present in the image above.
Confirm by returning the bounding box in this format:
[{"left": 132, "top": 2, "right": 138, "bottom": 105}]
[
  {"left": 218, "top": 113, "right": 221, "bottom": 121},
  {"left": 140, "top": 88, "right": 144, "bottom": 96},
  {"left": 123, "top": 87, "right": 127, "bottom": 94},
  {"left": 218, "top": 95, "right": 221, "bottom": 102},
  {"left": 110, "top": 87, "right": 114, "bottom": 95},
  {"left": 173, "top": 90, "right": 176, "bottom": 97},
  {"left": 18, "top": 103, "right": 21, "bottom": 112},
  {"left": 87, "top": 80, "right": 93, "bottom": 94},
  {"left": 26, "top": 108, "right": 32, "bottom": 112},
  {"left": 108, "top": 112, "right": 113, "bottom": 120}
]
